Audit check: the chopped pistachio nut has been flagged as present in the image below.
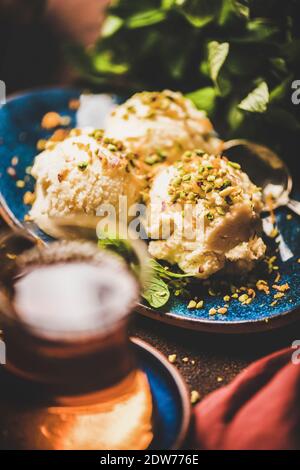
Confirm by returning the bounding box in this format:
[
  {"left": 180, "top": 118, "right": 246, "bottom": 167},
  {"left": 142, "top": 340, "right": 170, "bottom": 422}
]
[
  {"left": 11, "top": 156, "right": 19, "bottom": 166},
  {"left": 217, "top": 307, "right": 228, "bottom": 315},
  {"left": 16, "top": 180, "right": 25, "bottom": 188},
  {"left": 274, "top": 292, "right": 285, "bottom": 299},
  {"left": 23, "top": 191, "right": 35, "bottom": 205},
  {"left": 196, "top": 300, "right": 204, "bottom": 309},
  {"left": 228, "top": 161, "right": 241, "bottom": 170},
  {"left": 191, "top": 390, "right": 201, "bottom": 405},
  {"left": 187, "top": 300, "right": 197, "bottom": 309},
  {"left": 168, "top": 354, "right": 177, "bottom": 364},
  {"left": 78, "top": 162, "right": 88, "bottom": 171},
  {"left": 223, "top": 295, "right": 231, "bottom": 302},
  {"left": 238, "top": 294, "right": 249, "bottom": 303},
  {"left": 6, "top": 253, "right": 17, "bottom": 260},
  {"left": 272, "top": 283, "right": 290, "bottom": 292},
  {"left": 274, "top": 272, "right": 281, "bottom": 283},
  {"left": 270, "top": 227, "right": 279, "bottom": 238}
]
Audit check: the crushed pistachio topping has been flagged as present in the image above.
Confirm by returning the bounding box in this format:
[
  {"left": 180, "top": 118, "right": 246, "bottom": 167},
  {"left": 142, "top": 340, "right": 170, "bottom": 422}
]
[
  {"left": 125, "top": 90, "right": 195, "bottom": 121},
  {"left": 167, "top": 151, "right": 261, "bottom": 219},
  {"left": 78, "top": 161, "right": 88, "bottom": 171}
]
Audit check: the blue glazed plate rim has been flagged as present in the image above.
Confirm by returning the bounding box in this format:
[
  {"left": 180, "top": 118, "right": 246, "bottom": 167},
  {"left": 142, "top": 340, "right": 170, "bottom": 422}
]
[
  {"left": 136, "top": 300, "right": 300, "bottom": 333},
  {"left": 131, "top": 337, "right": 191, "bottom": 450},
  {"left": 0, "top": 86, "right": 300, "bottom": 334}
]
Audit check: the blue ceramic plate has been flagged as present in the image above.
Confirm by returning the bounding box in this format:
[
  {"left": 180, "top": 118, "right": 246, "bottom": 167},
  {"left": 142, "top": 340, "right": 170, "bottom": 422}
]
[
  {"left": 1, "top": 87, "right": 300, "bottom": 333},
  {"left": 132, "top": 338, "right": 190, "bottom": 450}
]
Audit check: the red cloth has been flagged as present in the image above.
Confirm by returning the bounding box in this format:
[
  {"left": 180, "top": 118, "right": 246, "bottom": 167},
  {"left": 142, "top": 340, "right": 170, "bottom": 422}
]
[{"left": 194, "top": 347, "right": 300, "bottom": 450}]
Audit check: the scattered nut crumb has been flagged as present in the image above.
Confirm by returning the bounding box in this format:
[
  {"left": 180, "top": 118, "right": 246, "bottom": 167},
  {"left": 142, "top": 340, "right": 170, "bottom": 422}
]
[
  {"left": 187, "top": 300, "right": 197, "bottom": 309},
  {"left": 191, "top": 390, "right": 200, "bottom": 405},
  {"left": 7, "top": 166, "right": 16, "bottom": 177},
  {"left": 168, "top": 354, "right": 177, "bottom": 364},
  {"left": 182, "top": 357, "right": 189, "bottom": 363},
  {"left": 36, "top": 139, "right": 47, "bottom": 151},
  {"left": 16, "top": 180, "right": 25, "bottom": 188},
  {"left": 11, "top": 156, "right": 19, "bottom": 166},
  {"left": 209, "top": 308, "right": 217, "bottom": 315},
  {"left": 69, "top": 99, "right": 80, "bottom": 110},
  {"left": 49, "top": 128, "right": 70, "bottom": 142},
  {"left": 274, "top": 292, "right": 285, "bottom": 299},
  {"left": 41, "top": 112, "right": 61, "bottom": 129},
  {"left": 6, "top": 253, "right": 17, "bottom": 260},
  {"left": 272, "top": 283, "right": 289, "bottom": 292},
  {"left": 238, "top": 294, "right": 248, "bottom": 303},
  {"left": 217, "top": 307, "right": 227, "bottom": 315},
  {"left": 217, "top": 377, "right": 223, "bottom": 383},
  {"left": 23, "top": 191, "right": 35, "bottom": 205}
]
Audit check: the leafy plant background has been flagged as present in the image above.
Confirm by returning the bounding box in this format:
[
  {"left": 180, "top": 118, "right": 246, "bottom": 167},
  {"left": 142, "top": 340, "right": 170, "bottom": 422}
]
[{"left": 68, "top": 0, "right": 300, "bottom": 158}]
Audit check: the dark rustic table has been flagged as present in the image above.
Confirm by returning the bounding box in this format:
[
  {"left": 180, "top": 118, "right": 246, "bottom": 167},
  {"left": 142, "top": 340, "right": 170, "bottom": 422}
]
[{"left": 131, "top": 311, "right": 300, "bottom": 399}]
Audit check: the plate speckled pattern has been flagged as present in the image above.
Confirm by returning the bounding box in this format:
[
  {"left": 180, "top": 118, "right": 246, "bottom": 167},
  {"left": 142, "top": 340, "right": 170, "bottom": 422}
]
[{"left": 0, "top": 88, "right": 300, "bottom": 333}]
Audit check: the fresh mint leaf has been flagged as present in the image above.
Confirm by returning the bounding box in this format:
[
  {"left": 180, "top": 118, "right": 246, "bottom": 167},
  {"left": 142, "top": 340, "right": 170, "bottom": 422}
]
[
  {"left": 208, "top": 41, "right": 230, "bottom": 84},
  {"left": 126, "top": 9, "right": 166, "bottom": 29},
  {"left": 238, "top": 81, "right": 269, "bottom": 113},
  {"left": 142, "top": 275, "right": 170, "bottom": 308},
  {"left": 93, "top": 51, "right": 129, "bottom": 75},
  {"left": 101, "top": 16, "right": 124, "bottom": 38},
  {"left": 179, "top": 0, "right": 222, "bottom": 28},
  {"left": 98, "top": 236, "right": 139, "bottom": 266},
  {"left": 149, "top": 258, "right": 192, "bottom": 280},
  {"left": 186, "top": 87, "right": 217, "bottom": 114}
]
